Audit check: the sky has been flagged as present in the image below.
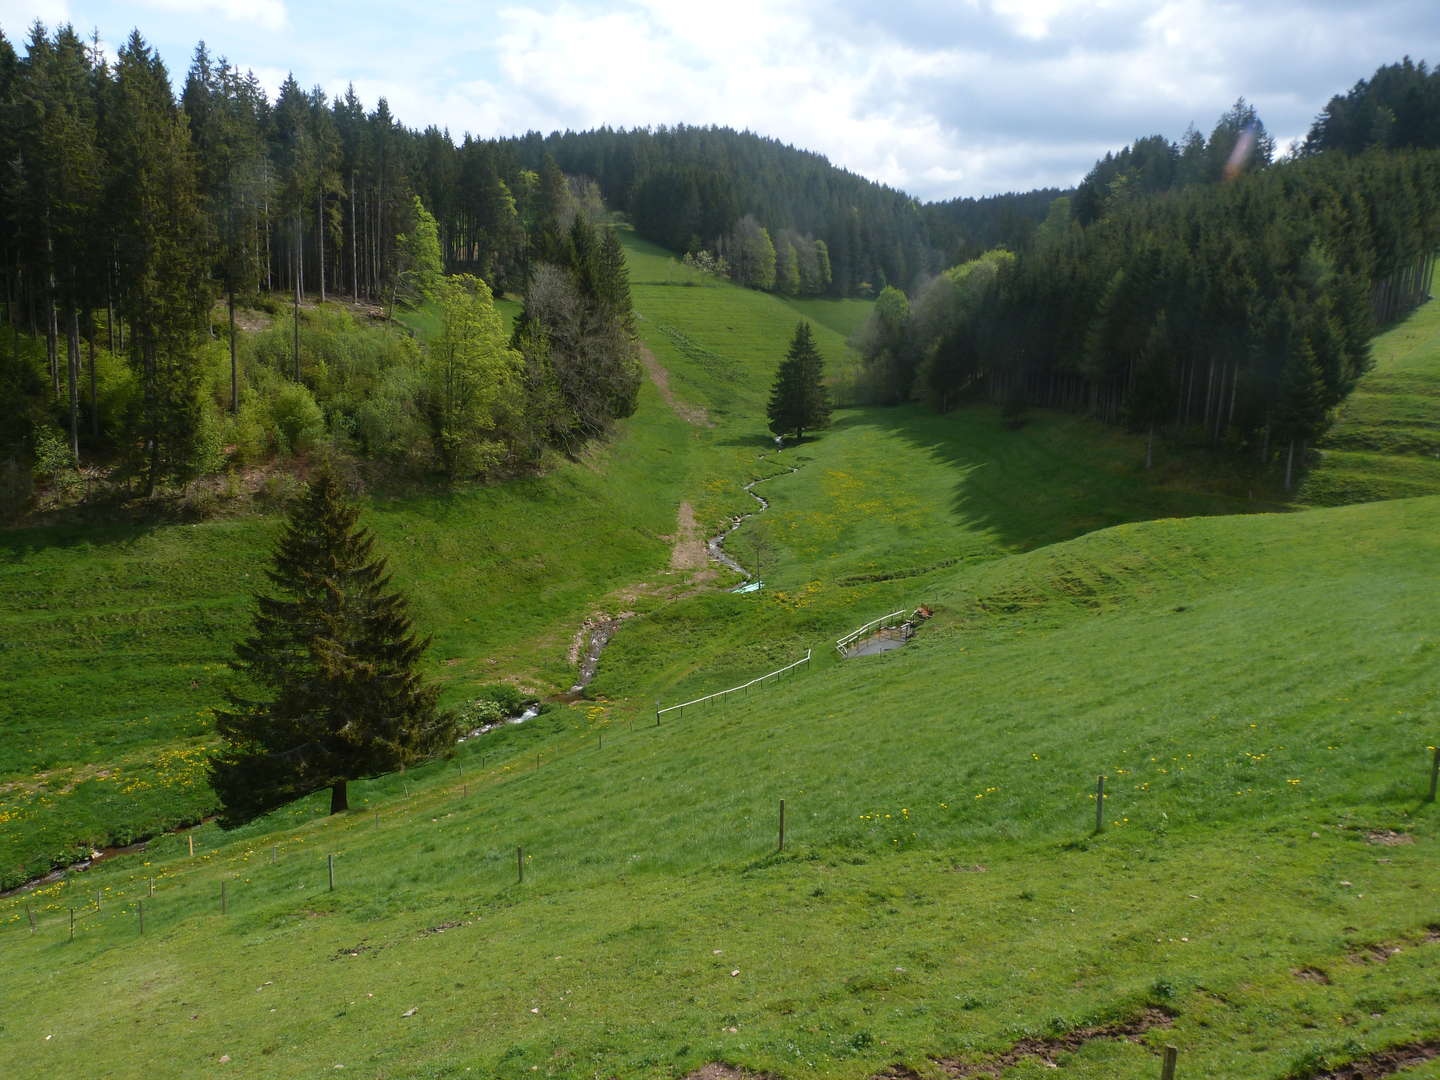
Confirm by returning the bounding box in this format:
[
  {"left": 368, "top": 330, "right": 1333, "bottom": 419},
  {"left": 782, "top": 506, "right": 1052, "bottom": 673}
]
[{"left": 1, "top": 0, "right": 1437, "bottom": 202}]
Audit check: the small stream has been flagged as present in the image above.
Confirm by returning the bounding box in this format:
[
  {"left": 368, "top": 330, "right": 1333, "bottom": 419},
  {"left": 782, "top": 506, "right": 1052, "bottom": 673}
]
[
  {"left": 457, "top": 704, "right": 541, "bottom": 742},
  {"left": 0, "top": 839, "right": 153, "bottom": 898},
  {"left": 706, "top": 455, "right": 800, "bottom": 587},
  {"left": 565, "top": 453, "right": 799, "bottom": 694},
  {"left": 568, "top": 614, "right": 632, "bottom": 694}
]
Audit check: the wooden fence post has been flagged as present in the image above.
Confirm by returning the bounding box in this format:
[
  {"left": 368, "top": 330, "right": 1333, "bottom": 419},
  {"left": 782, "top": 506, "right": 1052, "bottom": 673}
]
[
  {"left": 1094, "top": 775, "right": 1106, "bottom": 834},
  {"left": 68, "top": 908, "right": 74, "bottom": 942},
  {"left": 26, "top": 904, "right": 36, "bottom": 932},
  {"left": 220, "top": 880, "right": 227, "bottom": 915},
  {"left": 1160, "top": 1045, "right": 1177, "bottom": 1079},
  {"left": 327, "top": 853, "right": 335, "bottom": 891},
  {"left": 517, "top": 846, "right": 524, "bottom": 885},
  {"left": 1427, "top": 745, "right": 1439, "bottom": 803},
  {"left": 138, "top": 899, "right": 144, "bottom": 935},
  {"left": 188, "top": 834, "right": 194, "bottom": 858}
]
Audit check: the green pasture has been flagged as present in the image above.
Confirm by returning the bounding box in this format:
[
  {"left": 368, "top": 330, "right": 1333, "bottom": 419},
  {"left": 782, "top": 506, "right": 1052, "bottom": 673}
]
[
  {"left": 0, "top": 370, "right": 696, "bottom": 887},
  {"left": 1299, "top": 267, "right": 1440, "bottom": 504},
  {"left": 4, "top": 229, "right": 1440, "bottom": 1079},
  {"left": 2, "top": 495, "right": 1437, "bottom": 1079}
]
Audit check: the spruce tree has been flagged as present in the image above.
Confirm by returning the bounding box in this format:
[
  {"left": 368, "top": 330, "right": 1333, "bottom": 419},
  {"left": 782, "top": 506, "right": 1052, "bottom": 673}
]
[
  {"left": 210, "top": 467, "right": 450, "bottom": 825},
  {"left": 768, "top": 321, "right": 831, "bottom": 442}
]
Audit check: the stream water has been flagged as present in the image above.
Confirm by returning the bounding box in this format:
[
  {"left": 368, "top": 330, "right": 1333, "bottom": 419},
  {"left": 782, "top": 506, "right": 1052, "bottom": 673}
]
[
  {"left": 566, "top": 455, "right": 799, "bottom": 695},
  {"left": 1, "top": 835, "right": 170, "bottom": 899},
  {"left": 705, "top": 456, "right": 800, "bottom": 587},
  {"left": 568, "top": 615, "right": 631, "bottom": 694}
]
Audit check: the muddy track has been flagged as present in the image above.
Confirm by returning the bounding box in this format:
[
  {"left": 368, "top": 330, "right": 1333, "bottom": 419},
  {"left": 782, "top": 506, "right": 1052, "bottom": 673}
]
[
  {"left": 682, "top": 1008, "right": 1175, "bottom": 1080},
  {"left": 928, "top": 1006, "right": 1175, "bottom": 1078},
  {"left": 1307, "top": 1039, "right": 1440, "bottom": 1079}
]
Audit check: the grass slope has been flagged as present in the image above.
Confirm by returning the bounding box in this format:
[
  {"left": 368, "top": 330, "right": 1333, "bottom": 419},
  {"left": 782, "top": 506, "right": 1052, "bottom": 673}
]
[
  {"left": 1299, "top": 267, "right": 1440, "bottom": 505},
  {"left": 1, "top": 496, "right": 1436, "bottom": 1079},
  {"left": 0, "top": 372, "right": 696, "bottom": 886},
  {"left": 0, "top": 227, "right": 1336, "bottom": 890},
  {"left": 5, "top": 229, "right": 1440, "bottom": 1078}
]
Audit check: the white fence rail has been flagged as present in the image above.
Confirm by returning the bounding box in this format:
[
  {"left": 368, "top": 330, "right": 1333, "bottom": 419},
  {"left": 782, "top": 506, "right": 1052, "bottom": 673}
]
[
  {"left": 655, "top": 649, "right": 812, "bottom": 723},
  {"left": 835, "top": 609, "right": 909, "bottom": 656}
]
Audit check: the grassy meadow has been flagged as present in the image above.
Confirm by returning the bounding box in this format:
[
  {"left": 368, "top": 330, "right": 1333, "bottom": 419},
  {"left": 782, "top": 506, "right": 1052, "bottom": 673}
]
[
  {"left": 1, "top": 495, "right": 1437, "bottom": 1079},
  {"left": 1, "top": 230, "right": 1438, "bottom": 1079},
  {"left": 1298, "top": 268, "right": 1440, "bottom": 505}
]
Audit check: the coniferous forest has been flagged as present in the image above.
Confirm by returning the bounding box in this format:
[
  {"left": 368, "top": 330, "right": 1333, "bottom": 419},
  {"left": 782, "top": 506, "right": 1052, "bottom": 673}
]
[{"left": 1, "top": 18, "right": 1439, "bottom": 512}]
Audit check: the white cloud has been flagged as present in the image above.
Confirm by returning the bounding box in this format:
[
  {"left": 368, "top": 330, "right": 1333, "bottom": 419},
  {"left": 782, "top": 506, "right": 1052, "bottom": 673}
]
[
  {"left": 0, "top": 0, "right": 70, "bottom": 35},
  {"left": 140, "top": 0, "right": 286, "bottom": 33},
  {"left": 62, "top": 0, "right": 1436, "bottom": 201}
]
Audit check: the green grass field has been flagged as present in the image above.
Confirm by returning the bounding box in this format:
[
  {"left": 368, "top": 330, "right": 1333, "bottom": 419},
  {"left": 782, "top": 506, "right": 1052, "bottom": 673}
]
[
  {"left": 1298, "top": 269, "right": 1440, "bottom": 505},
  {"left": 2, "top": 495, "right": 1436, "bottom": 1079},
  {"left": 2, "top": 233, "right": 1438, "bottom": 1079}
]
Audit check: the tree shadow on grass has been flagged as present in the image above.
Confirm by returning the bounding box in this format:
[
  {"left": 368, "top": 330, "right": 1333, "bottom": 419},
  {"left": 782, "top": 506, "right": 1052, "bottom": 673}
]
[{"left": 828, "top": 402, "right": 1258, "bottom": 555}]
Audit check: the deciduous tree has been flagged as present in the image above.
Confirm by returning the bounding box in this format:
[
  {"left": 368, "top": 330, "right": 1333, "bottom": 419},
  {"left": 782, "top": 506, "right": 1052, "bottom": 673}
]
[{"left": 425, "top": 274, "right": 521, "bottom": 478}]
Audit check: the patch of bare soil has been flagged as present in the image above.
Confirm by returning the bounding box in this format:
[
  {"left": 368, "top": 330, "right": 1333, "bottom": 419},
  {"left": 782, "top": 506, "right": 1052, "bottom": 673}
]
[
  {"left": 670, "top": 501, "right": 708, "bottom": 571},
  {"left": 1306, "top": 1040, "right": 1440, "bottom": 1079},
  {"left": 1365, "top": 830, "right": 1414, "bottom": 846},
  {"left": 1294, "top": 965, "right": 1332, "bottom": 984},
  {"left": 230, "top": 307, "right": 273, "bottom": 332},
  {"left": 683, "top": 1066, "right": 770, "bottom": 1080},
  {"left": 1346, "top": 923, "right": 1440, "bottom": 964},
  {"left": 935, "top": 1007, "right": 1175, "bottom": 1078},
  {"left": 1349, "top": 942, "right": 1404, "bottom": 964},
  {"left": 641, "top": 346, "right": 711, "bottom": 426}
]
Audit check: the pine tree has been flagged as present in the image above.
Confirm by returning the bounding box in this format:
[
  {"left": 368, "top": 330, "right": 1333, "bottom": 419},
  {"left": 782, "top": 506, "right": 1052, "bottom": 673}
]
[
  {"left": 210, "top": 466, "right": 450, "bottom": 825},
  {"left": 768, "top": 321, "right": 831, "bottom": 442},
  {"left": 107, "top": 31, "right": 210, "bottom": 494}
]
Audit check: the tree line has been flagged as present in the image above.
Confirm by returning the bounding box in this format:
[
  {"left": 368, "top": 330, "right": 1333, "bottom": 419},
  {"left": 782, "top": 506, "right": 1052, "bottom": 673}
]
[
  {"left": 0, "top": 23, "right": 640, "bottom": 510},
  {"left": 853, "top": 75, "right": 1440, "bottom": 487}
]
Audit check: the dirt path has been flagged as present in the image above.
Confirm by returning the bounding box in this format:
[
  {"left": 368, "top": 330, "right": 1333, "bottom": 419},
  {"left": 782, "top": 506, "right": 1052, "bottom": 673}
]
[
  {"left": 670, "top": 502, "right": 708, "bottom": 570},
  {"left": 641, "top": 346, "right": 711, "bottom": 426}
]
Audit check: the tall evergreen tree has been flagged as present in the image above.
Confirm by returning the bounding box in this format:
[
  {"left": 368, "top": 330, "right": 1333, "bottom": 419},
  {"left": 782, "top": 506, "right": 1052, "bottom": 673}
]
[
  {"left": 768, "top": 321, "right": 831, "bottom": 441},
  {"left": 211, "top": 466, "right": 450, "bottom": 825},
  {"left": 183, "top": 44, "right": 269, "bottom": 412},
  {"left": 107, "top": 31, "right": 210, "bottom": 494}
]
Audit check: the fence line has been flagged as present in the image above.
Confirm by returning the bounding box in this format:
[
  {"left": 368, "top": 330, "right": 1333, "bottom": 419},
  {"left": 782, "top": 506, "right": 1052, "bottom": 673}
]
[
  {"left": 835, "top": 609, "right": 908, "bottom": 655},
  {"left": 656, "top": 649, "right": 812, "bottom": 723}
]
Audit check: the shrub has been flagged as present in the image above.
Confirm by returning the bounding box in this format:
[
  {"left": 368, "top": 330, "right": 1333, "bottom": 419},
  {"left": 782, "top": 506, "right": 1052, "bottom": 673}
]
[{"left": 269, "top": 383, "right": 326, "bottom": 455}]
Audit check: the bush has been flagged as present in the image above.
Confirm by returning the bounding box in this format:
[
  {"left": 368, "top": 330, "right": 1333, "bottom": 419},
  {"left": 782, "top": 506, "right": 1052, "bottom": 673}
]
[
  {"left": 269, "top": 383, "right": 326, "bottom": 455},
  {"left": 454, "top": 698, "right": 506, "bottom": 730},
  {"left": 474, "top": 683, "right": 533, "bottom": 716}
]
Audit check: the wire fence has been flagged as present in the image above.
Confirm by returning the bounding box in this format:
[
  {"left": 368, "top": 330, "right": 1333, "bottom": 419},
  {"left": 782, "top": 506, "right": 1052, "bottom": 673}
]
[
  {"left": 2, "top": 647, "right": 822, "bottom": 943},
  {"left": 655, "top": 649, "right": 811, "bottom": 723},
  {"left": 6, "top": 731, "right": 1438, "bottom": 954}
]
